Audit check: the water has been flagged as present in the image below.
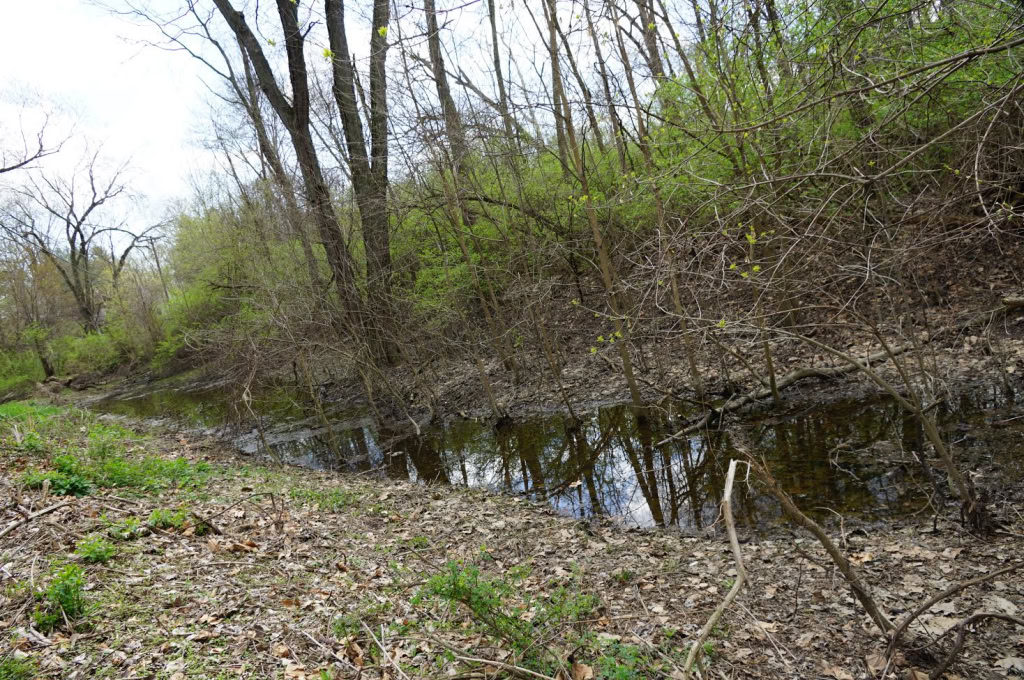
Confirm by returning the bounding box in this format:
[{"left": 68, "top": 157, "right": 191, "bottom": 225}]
[{"left": 92, "top": 382, "right": 1022, "bottom": 531}]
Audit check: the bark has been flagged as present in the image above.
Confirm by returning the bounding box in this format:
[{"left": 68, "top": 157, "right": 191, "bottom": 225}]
[
  {"left": 584, "top": 0, "right": 628, "bottom": 172},
  {"left": 325, "top": 0, "right": 398, "bottom": 363},
  {"left": 210, "top": 0, "right": 363, "bottom": 328},
  {"left": 486, "top": 0, "right": 516, "bottom": 141}
]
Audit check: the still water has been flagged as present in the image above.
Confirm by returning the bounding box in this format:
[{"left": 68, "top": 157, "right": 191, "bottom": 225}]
[{"left": 93, "top": 383, "right": 1022, "bottom": 530}]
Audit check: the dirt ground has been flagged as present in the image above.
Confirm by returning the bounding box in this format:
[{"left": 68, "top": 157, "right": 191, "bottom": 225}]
[{"left": 2, "top": 406, "right": 1023, "bottom": 680}]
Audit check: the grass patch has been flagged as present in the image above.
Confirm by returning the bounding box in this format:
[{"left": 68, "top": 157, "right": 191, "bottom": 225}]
[
  {"left": 16, "top": 413, "right": 211, "bottom": 495},
  {"left": 0, "top": 657, "right": 36, "bottom": 680}
]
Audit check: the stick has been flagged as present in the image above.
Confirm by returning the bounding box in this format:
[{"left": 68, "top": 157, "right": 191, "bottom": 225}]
[
  {"left": 361, "top": 621, "right": 411, "bottom": 680},
  {"left": 683, "top": 460, "right": 747, "bottom": 678},
  {"left": 0, "top": 501, "right": 72, "bottom": 540},
  {"left": 887, "top": 561, "right": 1024, "bottom": 655},
  {"left": 925, "top": 612, "right": 1024, "bottom": 679}
]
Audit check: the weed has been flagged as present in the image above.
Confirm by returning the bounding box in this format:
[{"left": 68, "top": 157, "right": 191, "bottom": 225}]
[
  {"left": 332, "top": 612, "right": 362, "bottom": 638},
  {"left": 107, "top": 516, "right": 147, "bottom": 541},
  {"left": 22, "top": 469, "right": 93, "bottom": 497},
  {"left": 147, "top": 508, "right": 188, "bottom": 529},
  {"left": 76, "top": 535, "right": 117, "bottom": 564},
  {"left": 415, "top": 561, "right": 598, "bottom": 671},
  {"left": 33, "top": 564, "right": 87, "bottom": 631},
  {"left": 17, "top": 430, "right": 46, "bottom": 453},
  {"left": 406, "top": 535, "right": 430, "bottom": 549},
  {"left": 612, "top": 568, "right": 635, "bottom": 584},
  {"left": 289, "top": 487, "right": 357, "bottom": 512},
  {"left": 0, "top": 657, "right": 36, "bottom": 680}
]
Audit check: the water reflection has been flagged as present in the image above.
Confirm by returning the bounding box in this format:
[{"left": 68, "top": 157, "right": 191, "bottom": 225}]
[
  {"left": 239, "top": 397, "right": 996, "bottom": 530},
  {"left": 93, "top": 382, "right": 1021, "bottom": 530}
]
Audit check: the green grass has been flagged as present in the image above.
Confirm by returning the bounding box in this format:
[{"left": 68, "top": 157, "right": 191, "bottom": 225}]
[
  {"left": 15, "top": 412, "right": 211, "bottom": 495},
  {"left": 0, "top": 657, "right": 36, "bottom": 680}
]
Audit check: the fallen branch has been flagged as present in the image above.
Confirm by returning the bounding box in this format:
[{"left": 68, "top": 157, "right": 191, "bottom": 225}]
[
  {"left": 658, "top": 342, "right": 913, "bottom": 445},
  {"left": 0, "top": 501, "right": 72, "bottom": 540},
  {"left": 660, "top": 299, "right": 1019, "bottom": 445},
  {"left": 888, "top": 561, "right": 1024, "bottom": 656},
  {"left": 742, "top": 451, "right": 894, "bottom": 634},
  {"left": 361, "top": 621, "right": 411, "bottom": 680},
  {"left": 924, "top": 612, "right": 1024, "bottom": 679},
  {"left": 190, "top": 511, "right": 223, "bottom": 536},
  {"left": 407, "top": 636, "right": 557, "bottom": 680},
  {"left": 683, "top": 459, "right": 747, "bottom": 678}
]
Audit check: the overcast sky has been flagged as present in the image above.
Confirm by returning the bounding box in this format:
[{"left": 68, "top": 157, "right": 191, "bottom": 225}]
[{"left": 0, "top": 0, "right": 215, "bottom": 220}]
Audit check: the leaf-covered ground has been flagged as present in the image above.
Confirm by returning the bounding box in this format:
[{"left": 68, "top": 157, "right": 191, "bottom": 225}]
[{"left": 1, "top": 402, "right": 1023, "bottom": 679}]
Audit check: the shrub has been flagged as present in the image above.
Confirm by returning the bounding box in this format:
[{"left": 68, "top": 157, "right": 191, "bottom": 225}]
[{"left": 51, "top": 333, "right": 120, "bottom": 377}]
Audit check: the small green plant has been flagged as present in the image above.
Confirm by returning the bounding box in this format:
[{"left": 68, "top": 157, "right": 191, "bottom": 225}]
[
  {"left": 22, "top": 469, "right": 93, "bottom": 497},
  {"left": 415, "top": 561, "right": 598, "bottom": 672},
  {"left": 75, "top": 535, "right": 117, "bottom": 564},
  {"left": 17, "top": 430, "right": 46, "bottom": 453},
  {"left": 33, "top": 564, "right": 87, "bottom": 631},
  {"left": 107, "top": 516, "right": 147, "bottom": 541},
  {"left": 147, "top": 508, "right": 187, "bottom": 530},
  {"left": 612, "top": 568, "right": 635, "bottom": 584},
  {"left": 0, "top": 657, "right": 37, "bottom": 680},
  {"left": 407, "top": 535, "right": 430, "bottom": 549},
  {"left": 289, "top": 487, "right": 356, "bottom": 512}
]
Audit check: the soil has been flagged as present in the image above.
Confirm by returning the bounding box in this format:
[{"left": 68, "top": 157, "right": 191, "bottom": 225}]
[{"left": 2, "top": 415, "right": 1023, "bottom": 679}]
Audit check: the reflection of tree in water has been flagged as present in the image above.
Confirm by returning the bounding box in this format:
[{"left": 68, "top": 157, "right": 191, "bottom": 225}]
[
  {"left": 385, "top": 428, "right": 450, "bottom": 484},
  {"left": 265, "top": 394, "right": 938, "bottom": 529}
]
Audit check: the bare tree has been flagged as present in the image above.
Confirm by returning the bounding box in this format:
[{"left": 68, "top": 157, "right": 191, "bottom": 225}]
[{"left": 1, "top": 151, "right": 156, "bottom": 331}]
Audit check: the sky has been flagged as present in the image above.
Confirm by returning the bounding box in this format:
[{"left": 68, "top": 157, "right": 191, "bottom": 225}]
[{"left": 0, "top": 0, "right": 215, "bottom": 221}]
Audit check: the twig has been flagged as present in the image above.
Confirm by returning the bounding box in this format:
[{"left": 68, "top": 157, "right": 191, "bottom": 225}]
[
  {"left": 926, "top": 612, "right": 1024, "bottom": 679},
  {"left": 190, "top": 511, "right": 223, "bottom": 535},
  {"left": 407, "top": 636, "right": 557, "bottom": 680},
  {"left": 683, "top": 459, "right": 747, "bottom": 678},
  {"left": 887, "top": 561, "right": 1024, "bottom": 655},
  {"left": 361, "top": 621, "right": 411, "bottom": 680},
  {"left": 0, "top": 501, "right": 72, "bottom": 540}
]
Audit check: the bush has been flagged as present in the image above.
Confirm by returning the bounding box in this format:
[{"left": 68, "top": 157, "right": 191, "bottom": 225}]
[{"left": 51, "top": 333, "right": 120, "bottom": 377}]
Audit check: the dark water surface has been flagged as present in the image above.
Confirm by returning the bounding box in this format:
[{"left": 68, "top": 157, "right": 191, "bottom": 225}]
[{"left": 93, "top": 383, "right": 1023, "bottom": 530}]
